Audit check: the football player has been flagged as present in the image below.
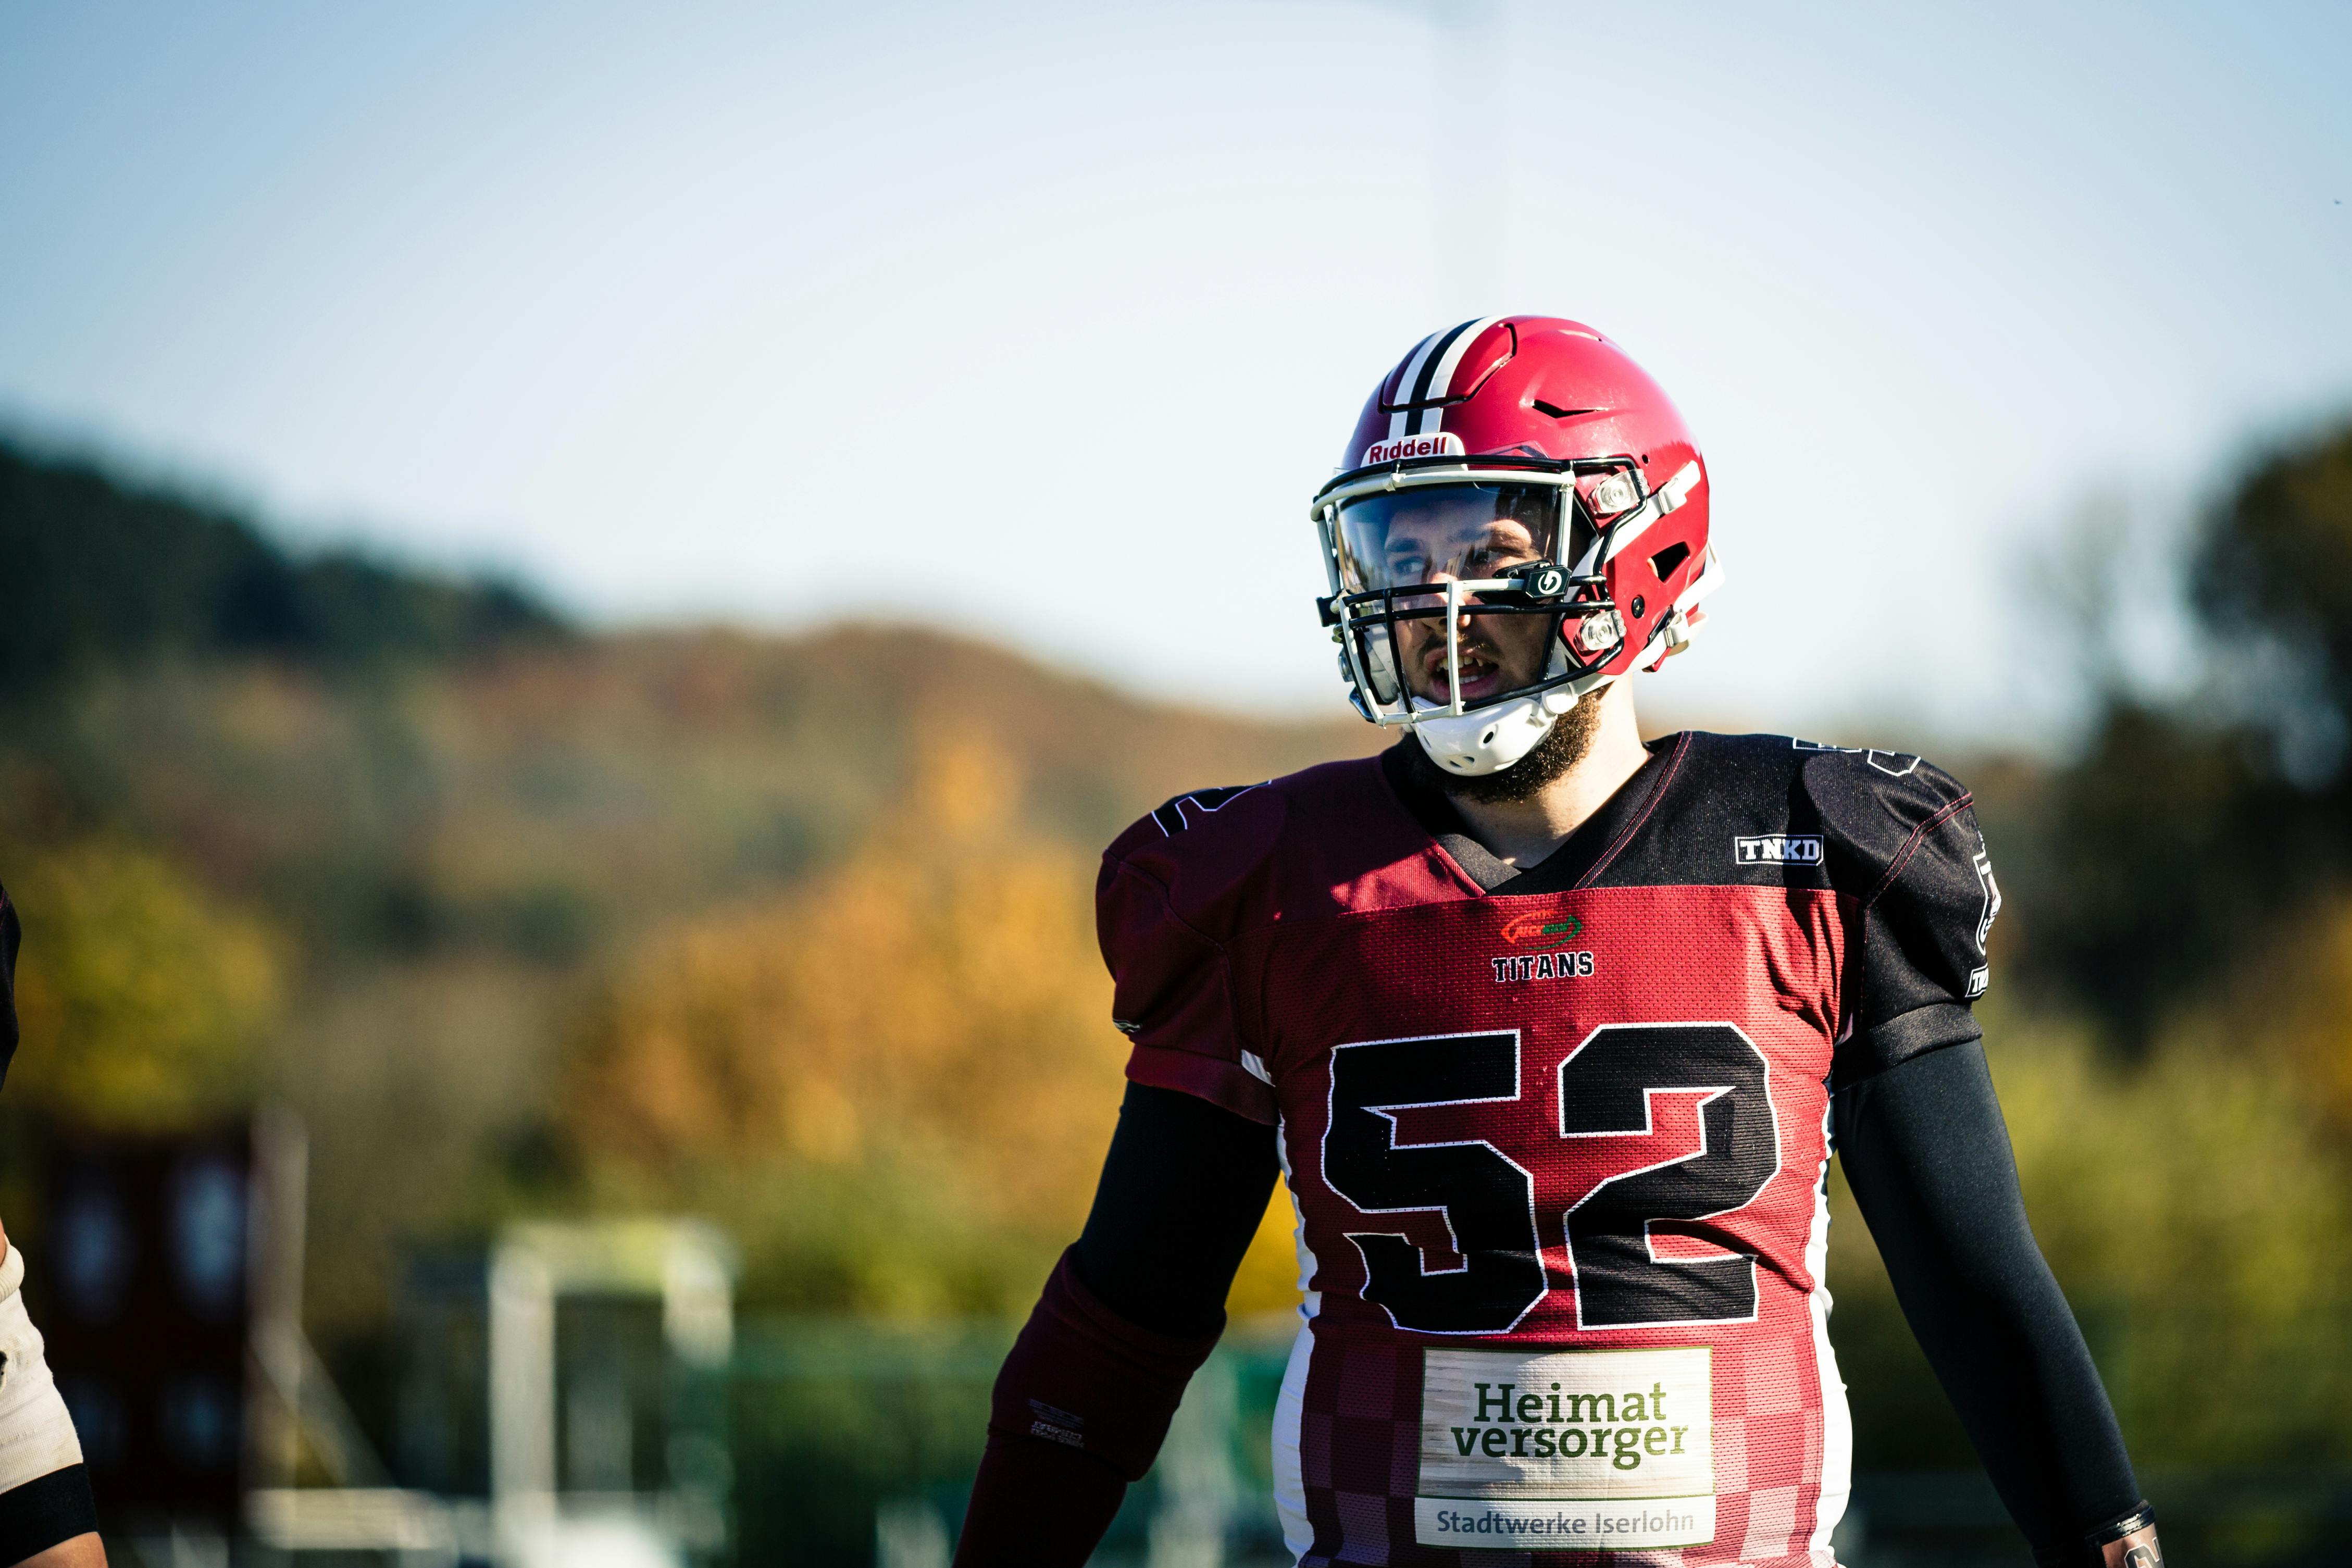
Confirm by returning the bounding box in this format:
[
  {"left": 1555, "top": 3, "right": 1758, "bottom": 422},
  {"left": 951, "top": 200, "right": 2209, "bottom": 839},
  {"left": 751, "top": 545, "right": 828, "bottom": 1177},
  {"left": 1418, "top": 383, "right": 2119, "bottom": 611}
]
[
  {"left": 0, "top": 888, "right": 105, "bottom": 1568},
  {"left": 954, "top": 317, "right": 2162, "bottom": 1568}
]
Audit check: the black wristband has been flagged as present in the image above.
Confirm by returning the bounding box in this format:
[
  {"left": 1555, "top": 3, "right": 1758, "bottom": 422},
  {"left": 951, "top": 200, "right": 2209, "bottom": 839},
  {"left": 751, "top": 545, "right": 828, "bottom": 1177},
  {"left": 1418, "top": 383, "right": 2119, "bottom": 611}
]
[
  {"left": 0, "top": 1463, "right": 98, "bottom": 1565},
  {"left": 2033, "top": 1503, "right": 2159, "bottom": 1567}
]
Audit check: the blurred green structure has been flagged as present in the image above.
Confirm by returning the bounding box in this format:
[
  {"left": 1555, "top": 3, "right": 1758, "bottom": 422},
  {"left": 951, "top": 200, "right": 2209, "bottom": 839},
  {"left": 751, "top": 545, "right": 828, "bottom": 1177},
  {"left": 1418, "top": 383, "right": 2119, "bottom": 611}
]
[
  {"left": 386, "top": 1220, "right": 736, "bottom": 1567},
  {"left": 727, "top": 1315, "right": 1299, "bottom": 1568}
]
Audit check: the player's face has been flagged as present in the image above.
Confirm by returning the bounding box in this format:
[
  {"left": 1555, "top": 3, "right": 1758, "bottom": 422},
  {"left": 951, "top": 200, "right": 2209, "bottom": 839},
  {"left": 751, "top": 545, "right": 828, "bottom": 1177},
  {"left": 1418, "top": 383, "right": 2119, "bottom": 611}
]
[{"left": 1335, "top": 485, "right": 1561, "bottom": 708}]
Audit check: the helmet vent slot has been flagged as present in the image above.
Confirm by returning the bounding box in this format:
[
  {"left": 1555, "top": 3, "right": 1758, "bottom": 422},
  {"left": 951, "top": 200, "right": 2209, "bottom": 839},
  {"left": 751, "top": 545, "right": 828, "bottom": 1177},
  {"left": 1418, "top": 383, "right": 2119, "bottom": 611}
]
[
  {"left": 1648, "top": 541, "right": 1691, "bottom": 582},
  {"left": 1529, "top": 400, "right": 1598, "bottom": 420}
]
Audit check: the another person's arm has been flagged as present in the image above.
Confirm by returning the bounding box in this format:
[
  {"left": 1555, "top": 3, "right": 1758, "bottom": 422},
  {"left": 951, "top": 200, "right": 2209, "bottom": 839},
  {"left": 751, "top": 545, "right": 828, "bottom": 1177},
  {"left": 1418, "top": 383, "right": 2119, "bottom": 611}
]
[
  {"left": 6, "top": 1526, "right": 104, "bottom": 1568},
  {"left": 0, "top": 886, "right": 107, "bottom": 1568},
  {"left": 953, "top": 1084, "right": 1277, "bottom": 1567},
  {"left": 1837, "top": 1036, "right": 2160, "bottom": 1567}
]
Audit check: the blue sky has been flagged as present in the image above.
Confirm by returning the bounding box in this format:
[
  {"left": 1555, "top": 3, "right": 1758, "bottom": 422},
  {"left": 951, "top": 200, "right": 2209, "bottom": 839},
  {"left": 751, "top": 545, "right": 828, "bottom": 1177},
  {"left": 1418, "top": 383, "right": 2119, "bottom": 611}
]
[{"left": 3, "top": 1, "right": 2346, "bottom": 741}]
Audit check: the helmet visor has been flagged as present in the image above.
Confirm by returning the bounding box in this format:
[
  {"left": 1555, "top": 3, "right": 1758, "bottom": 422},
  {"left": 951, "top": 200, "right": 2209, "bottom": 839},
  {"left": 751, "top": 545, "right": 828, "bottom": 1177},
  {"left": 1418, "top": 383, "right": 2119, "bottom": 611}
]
[
  {"left": 1333, "top": 483, "right": 1568, "bottom": 598},
  {"left": 1330, "top": 482, "right": 1595, "bottom": 714}
]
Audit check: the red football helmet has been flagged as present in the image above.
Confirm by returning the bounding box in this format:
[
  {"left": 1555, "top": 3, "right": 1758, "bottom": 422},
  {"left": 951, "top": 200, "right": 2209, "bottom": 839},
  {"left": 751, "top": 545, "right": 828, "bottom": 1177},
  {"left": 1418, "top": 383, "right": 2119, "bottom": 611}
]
[{"left": 1311, "top": 315, "right": 1720, "bottom": 775}]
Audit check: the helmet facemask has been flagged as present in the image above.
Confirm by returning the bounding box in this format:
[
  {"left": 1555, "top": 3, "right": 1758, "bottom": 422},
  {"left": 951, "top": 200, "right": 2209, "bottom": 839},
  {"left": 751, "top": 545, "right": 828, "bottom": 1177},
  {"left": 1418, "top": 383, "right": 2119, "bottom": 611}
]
[{"left": 1315, "top": 459, "right": 1670, "bottom": 761}]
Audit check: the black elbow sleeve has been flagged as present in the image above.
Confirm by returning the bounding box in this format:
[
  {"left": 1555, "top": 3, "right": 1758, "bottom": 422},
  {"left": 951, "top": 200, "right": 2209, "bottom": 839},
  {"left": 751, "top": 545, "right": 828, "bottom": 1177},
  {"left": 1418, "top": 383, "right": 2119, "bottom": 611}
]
[{"left": 1835, "top": 1041, "right": 2144, "bottom": 1557}]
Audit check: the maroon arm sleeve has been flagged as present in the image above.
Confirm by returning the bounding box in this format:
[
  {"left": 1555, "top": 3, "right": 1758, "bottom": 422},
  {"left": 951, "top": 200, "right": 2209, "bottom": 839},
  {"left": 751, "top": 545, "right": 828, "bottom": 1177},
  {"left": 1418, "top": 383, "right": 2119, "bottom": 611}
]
[
  {"left": 955, "top": 1433, "right": 1128, "bottom": 1567},
  {"left": 953, "top": 1252, "right": 1222, "bottom": 1567},
  {"left": 957, "top": 1082, "right": 1279, "bottom": 1564},
  {"left": 962, "top": 791, "right": 1287, "bottom": 1564}
]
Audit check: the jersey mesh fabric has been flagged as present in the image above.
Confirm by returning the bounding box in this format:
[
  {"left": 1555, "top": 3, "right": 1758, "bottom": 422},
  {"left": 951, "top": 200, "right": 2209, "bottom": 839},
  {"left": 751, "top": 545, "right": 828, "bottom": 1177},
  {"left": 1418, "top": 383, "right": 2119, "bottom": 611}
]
[{"left": 1098, "top": 733, "right": 1995, "bottom": 1567}]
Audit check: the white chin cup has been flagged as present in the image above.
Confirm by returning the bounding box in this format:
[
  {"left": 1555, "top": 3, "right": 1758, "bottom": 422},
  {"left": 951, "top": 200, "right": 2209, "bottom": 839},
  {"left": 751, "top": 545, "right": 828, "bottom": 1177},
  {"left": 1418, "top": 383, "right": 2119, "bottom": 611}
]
[{"left": 1412, "top": 686, "right": 1582, "bottom": 777}]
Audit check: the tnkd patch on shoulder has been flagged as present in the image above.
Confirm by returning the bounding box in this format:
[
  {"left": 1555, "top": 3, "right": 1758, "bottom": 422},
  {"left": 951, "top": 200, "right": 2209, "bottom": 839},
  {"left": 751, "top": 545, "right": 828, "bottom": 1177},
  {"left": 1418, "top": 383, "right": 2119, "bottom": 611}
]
[
  {"left": 1415, "top": 1346, "right": 1714, "bottom": 1550},
  {"left": 1734, "top": 833, "right": 1823, "bottom": 866}
]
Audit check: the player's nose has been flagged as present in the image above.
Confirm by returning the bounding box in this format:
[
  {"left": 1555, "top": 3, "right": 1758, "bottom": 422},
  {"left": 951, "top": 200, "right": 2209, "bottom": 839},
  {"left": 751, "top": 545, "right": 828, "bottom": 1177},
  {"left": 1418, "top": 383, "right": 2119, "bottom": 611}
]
[{"left": 1422, "top": 571, "right": 1481, "bottom": 625}]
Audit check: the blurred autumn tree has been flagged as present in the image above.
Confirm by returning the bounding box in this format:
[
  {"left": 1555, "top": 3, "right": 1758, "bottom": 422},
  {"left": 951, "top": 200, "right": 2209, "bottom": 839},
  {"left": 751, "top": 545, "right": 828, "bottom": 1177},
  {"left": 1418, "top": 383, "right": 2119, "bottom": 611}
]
[
  {"left": 2, "top": 437, "right": 1365, "bottom": 1334},
  {"left": 555, "top": 728, "right": 1308, "bottom": 1316},
  {"left": 2010, "top": 421, "right": 2352, "bottom": 1043},
  {"left": 1832, "top": 993, "right": 2352, "bottom": 1471},
  {"left": 1835, "top": 417, "right": 2352, "bottom": 1487},
  {"left": 4, "top": 841, "right": 281, "bottom": 1130},
  {"left": 555, "top": 728, "right": 1300, "bottom": 1316}
]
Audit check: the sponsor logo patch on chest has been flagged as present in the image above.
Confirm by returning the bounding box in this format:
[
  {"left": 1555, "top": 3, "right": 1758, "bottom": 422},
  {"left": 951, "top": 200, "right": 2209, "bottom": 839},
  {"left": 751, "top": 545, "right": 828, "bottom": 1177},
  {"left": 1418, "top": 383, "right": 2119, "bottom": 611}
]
[
  {"left": 1501, "top": 911, "right": 1584, "bottom": 943},
  {"left": 1733, "top": 833, "right": 1823, "bottom": 866},
  {"left": 1415, "top": 1346, "right": 1715, "bottom": 1549}
]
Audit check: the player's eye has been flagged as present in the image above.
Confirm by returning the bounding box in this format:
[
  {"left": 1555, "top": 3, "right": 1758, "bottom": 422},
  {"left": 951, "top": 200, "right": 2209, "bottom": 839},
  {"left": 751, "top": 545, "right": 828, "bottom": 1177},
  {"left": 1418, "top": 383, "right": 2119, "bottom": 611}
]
[{"left": 1465, "top": 536, "right": 1536, "bottom": 573}]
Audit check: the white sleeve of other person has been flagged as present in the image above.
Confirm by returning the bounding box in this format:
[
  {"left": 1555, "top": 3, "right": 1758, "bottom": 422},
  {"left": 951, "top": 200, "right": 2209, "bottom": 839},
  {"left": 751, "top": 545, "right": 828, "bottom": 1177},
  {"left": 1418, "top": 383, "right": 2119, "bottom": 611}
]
[{"left": 0, "top": 1247, "right": 85, "bottom": 1492}]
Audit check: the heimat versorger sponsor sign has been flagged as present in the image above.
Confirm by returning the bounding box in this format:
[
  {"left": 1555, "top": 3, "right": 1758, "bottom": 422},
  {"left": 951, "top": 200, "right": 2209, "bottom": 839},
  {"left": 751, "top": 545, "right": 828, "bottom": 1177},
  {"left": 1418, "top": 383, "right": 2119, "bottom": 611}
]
[{"left": 1414, "top": 1346, "right": 1715, "bottom": 1549}]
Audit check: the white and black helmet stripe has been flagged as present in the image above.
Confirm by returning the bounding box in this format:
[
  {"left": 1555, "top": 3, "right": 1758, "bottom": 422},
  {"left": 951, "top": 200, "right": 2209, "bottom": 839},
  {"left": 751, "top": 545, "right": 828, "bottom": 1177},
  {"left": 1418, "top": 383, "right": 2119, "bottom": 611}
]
[
  {"left": 1384, "top": 316, "right": 1504, "bottom": 440},
  {"left": 1384, "top": 329, "right": 1446, "bottom": 441},
  {"left": 1412, "top": 316, "right": 1503, "bottom": 433}
]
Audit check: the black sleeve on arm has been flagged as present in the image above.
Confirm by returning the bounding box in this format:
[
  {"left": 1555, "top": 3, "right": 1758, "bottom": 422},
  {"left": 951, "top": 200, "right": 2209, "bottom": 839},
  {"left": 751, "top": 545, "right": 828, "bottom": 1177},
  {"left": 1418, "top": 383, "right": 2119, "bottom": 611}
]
[
  {"left": 1069, "top": 1081, "right": 1283, "bottom": 1337},
  {"left": 955, "top": 1085, "right": 1280, "bottom": 1567},
  {"left": 1836, "top": 1038, "right": 2148, "bottom": 1563}
]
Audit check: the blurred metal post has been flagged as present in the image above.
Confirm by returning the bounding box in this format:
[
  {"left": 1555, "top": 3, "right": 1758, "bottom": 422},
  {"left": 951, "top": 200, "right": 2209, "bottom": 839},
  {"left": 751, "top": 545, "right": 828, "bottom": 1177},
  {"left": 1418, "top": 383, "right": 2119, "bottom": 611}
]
[
  {"left": 1149, "top": 1353, "right": 1239, "bottom": 1568},
  {"left": 874, "top": 1498, "right": 950, "bottom": 1568},
  {"left": 488, "top": 1242, "right": 558, "bottom": 1567},
  {"left": 244, "top": 1109, "right": 464, "bottom": 1563},
  {"left": 485, "top": 1220, "right": 737, "bottom": 1567},
  {"left": 246, "top": 1104, "right": 307, "bottom": 1497}
]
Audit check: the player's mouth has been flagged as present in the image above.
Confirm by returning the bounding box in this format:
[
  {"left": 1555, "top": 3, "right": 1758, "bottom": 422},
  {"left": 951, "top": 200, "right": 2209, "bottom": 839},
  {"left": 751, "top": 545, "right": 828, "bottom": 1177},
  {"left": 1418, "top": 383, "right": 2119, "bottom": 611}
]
[{"left": 1423, "top": 642, "right": 1511, "bottom": 705}]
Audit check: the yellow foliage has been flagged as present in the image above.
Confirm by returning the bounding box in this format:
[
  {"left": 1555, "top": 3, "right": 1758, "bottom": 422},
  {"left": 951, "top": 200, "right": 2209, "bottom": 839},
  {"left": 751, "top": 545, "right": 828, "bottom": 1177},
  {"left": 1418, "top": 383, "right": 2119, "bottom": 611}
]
[
  {"left": 1830, "top": 997, "right": 2352, "bottom": 1464},
  {"left": 6, "top": 842, "right": 280, "bottom": 1131},
  {"left": 1997, "top": 1015, "right": 2351, "bottom": 1317},
  {"left": 560, "top": 732, "right": 1142, "bottom": 1312},
  {"left": 1227, "top": 1187, "right": 1309, "bottom": 1319},
  {"left": 2232, "top": 894, "right": 2352, "bottom": 1140}
]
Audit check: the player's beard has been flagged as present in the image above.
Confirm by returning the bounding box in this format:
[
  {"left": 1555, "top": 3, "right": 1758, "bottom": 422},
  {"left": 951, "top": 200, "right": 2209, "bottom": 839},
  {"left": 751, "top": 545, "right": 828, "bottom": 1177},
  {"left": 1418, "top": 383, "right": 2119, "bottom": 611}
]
[{"left": 1415, "top": 688, "right": 1606, "bottom": 806}]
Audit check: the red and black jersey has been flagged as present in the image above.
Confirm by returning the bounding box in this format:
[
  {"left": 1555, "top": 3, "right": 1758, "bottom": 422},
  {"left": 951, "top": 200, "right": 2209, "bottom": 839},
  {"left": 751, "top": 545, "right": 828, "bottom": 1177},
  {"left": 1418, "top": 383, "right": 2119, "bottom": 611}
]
[{"left": 1097, "top": 732, "right": 1999, "bottom": 1567}]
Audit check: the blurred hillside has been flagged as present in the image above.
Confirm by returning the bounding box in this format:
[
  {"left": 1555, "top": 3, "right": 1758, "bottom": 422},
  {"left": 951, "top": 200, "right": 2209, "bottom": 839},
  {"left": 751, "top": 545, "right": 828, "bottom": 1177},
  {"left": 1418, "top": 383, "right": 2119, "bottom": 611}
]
[
  {"left": 0, "top": 440, "right": 563, "bottom": 688},
  {"left": 6, "top": 425, "right": 2352, "bottom": 1557},
  {"left": 0, "top": 436, "right": 1379, "bottom": 1335}
]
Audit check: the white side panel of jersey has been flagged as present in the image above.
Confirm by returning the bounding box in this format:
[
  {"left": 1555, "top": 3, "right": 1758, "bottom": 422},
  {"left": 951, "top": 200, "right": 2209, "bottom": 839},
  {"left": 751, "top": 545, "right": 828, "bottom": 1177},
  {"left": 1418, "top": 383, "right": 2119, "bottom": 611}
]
[
  {"left": 1271, "top": 1322, "right": 1315, "bottom": 1565},
  {"left": 1277, "top": 1114, "right": 1321, "bottom": 1318},
  {"left": 1804, "top": 1152, "right": 1852, "bottom": 1564},
  {"left": 1271, "top": 1113, "right": 1318, "bottom": 1564}
]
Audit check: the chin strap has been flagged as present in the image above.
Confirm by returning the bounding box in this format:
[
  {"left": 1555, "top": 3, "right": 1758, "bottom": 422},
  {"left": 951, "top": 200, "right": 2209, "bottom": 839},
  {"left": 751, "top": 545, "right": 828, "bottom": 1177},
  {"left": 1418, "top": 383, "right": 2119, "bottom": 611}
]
[
  {"left": 1411, "top": 688, "right": 1571, "bottom": 777},
  {"left": 1409, "top": 640, "right": 1615, "bottom": 779}
]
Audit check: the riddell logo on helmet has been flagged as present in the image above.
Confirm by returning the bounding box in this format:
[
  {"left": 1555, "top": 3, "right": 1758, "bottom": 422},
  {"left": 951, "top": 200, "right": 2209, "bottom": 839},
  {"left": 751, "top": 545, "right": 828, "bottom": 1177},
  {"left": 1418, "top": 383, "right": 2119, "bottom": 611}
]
[{"left": 1364, "top": 431, "right": 1466, "bottom": 465}]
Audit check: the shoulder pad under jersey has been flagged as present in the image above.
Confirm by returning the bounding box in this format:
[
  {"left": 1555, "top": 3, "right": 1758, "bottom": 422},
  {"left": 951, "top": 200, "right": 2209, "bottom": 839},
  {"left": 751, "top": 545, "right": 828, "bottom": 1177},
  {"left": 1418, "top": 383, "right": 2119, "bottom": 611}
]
[
  {"left": 1097, "top": 780, "right": 1288, "bottom": 1121},
  {"left": 1786, "top": 737, "right": 1998, "bottom": 1079}
]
